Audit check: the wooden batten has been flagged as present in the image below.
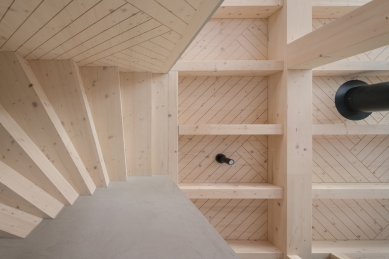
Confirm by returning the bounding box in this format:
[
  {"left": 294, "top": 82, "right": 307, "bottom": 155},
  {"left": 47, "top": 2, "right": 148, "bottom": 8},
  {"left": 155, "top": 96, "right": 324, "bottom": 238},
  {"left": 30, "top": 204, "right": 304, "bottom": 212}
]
[
  {"left": 80, "top": 66, "right": 127, "bottom": 181},
  {"left": 212, "top": 0, "right": 283, "bottom": 19},
  {"left": 0, "top": 203, "right": 42, "bottom": 238},
  {"left": 312, "top": 240, "right": 389, "bottom": 258},
  {"left": 0, "top": 161, "right": 63, "bottom": 219},
  {"left": 29, "top": 59, "right": 109, "bottom": 188},
  {"left": 179, "top": 183, "right": 283, "bottom": 199},
  {"left": 288, "top": 0, "right": 389, "bottom": 69},
  {"left": 120, "top": 72, "right": 152, "bottom": 176},
  {"left": 179, "top": 124, "right": 283, "bottom": 135},
  {"left": 0, "top": 105, "right": 78, "bottom": 205},
  {"left": 0, "top": 52, "right": 95, "bottom": 195},
  {"left": 312, "top": 124, "right": 389, "bottom": 135},
  {"left": 312, "top": 60, "right": 389, "bottom": 76},
  {"left": 172, "top": 61, "right": 284, "bottom": 77},
  {"left": 226, "top": 240, "right": 283, "bottom": 259},
  {"left": 312, "top": 0, "right": 371, "bottom": 18},
  {"left": 312, "top": 183, "right": 389, "bottom": 199}
]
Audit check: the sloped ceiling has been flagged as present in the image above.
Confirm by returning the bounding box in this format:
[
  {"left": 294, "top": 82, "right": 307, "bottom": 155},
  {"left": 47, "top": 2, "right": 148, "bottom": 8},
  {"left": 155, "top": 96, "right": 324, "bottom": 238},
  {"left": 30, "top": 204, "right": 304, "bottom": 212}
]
[{"left": 0, "top": 0, "right": 223, "bottom": 73}]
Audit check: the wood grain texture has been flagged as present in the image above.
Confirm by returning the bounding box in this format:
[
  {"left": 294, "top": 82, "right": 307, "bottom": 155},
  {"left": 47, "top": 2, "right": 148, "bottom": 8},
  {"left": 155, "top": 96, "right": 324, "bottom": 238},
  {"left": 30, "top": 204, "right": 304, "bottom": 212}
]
[
  {"left": 180, "top": 18, "right": 268, "bottom": 61},
  {"left": 29, "top": 59, "right": 109, "bottom": 188},
  {"left": 80, "top": 66, "right": 127, "bottom": 181},
  {"left": 0, "top": 52, "right": 95, "bottom": 195},
  {"left": 227, "top": 240, "right": 283, "bottom": 259},
  {"left": 192, "top": 198, "right": 268, "bottom": 241},
  {"left": 0, "top": 203, "right": 42, "bottom": 238},
  {"left": 120, "top": 72, "right": 152, "bottom": 176},
  {"left": 0, "top": 0, "right": 222, "bottom": 72},
  {"left": 178, "top": 76, "right": 268, "bottom": 184}
]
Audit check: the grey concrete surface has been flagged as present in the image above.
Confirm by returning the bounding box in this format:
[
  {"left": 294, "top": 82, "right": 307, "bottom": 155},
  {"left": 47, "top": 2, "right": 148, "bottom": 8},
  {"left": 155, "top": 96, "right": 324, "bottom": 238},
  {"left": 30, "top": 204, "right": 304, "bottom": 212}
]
[{"left": 0, "top": 176, "right": 238, "bottom": 259}]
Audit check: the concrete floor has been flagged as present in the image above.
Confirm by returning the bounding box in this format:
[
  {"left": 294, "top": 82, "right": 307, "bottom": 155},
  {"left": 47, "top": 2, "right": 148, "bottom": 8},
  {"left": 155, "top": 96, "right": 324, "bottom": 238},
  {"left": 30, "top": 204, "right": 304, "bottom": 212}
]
[{"left": 0, "top": 176, "right": 238, "bottom": 259}]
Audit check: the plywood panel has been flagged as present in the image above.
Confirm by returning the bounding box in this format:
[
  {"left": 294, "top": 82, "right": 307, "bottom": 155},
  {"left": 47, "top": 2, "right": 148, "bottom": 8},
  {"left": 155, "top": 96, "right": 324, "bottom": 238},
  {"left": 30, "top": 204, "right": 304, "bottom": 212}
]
[
  {"left": 192, "top": 199, "right": 268, "bottom": 241},
  {"left": 0, "top": 52, "right": 95, "bottom": 195},
  {"left": 178, "top": 76, "right": 268, "bottom": 184},
  {"left": 80, "top": 66, "right": 127, "bottom": 181},
  {"left": 120, "top": 72, "right": 152, "bottom": 176},
  {"left": 29, "top": 59, "right": 109, "bottom": 188},
  {"left": 180, "top": 18, "right": 268, "bottom": 61}
]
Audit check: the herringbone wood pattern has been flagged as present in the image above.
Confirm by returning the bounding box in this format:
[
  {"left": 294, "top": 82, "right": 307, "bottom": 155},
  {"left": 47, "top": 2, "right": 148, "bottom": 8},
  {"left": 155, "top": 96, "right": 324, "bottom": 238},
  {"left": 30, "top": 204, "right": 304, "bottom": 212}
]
[
  {"left": 179, "top": 18, "right": 268, "bottom": 61},
  {"left": 312, "top": 19, "right": 389, "bottom": 61},
  {"left": 312, "top": 76, "right": 389, "bottom": 241},
  {"left": 178, "top": 76, "right": 268, "bottom": 183},
  {"left": 191, "top": 199, "right": 268, "bottom": 240}
]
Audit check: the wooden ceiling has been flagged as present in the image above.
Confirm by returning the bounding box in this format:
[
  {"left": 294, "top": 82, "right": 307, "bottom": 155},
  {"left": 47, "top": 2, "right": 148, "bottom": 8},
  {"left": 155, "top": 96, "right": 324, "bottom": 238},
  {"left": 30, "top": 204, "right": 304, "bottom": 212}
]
[{"left": 0, "top": 0, "right": 222, "bottom": 73}]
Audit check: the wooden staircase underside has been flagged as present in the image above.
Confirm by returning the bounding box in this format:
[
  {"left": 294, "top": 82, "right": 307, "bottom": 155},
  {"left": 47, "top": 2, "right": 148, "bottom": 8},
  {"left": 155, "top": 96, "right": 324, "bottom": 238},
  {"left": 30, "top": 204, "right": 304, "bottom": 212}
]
[{"left": 0, "top": 1, "right": 389, "bottom": 259}]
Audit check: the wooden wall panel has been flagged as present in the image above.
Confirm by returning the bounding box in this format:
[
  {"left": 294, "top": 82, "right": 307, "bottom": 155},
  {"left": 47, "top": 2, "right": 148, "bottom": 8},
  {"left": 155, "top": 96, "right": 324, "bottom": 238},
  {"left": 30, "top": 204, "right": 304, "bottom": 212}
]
[
  {"left": 191, "top": 199, "right": 268, "bottom": 241},
  {"left": 312, "top": 199, "right": 389, "bottom": 241},
  {"left": 312, "top": 19, "right": 389, "bottom": 62},
  {"left": 80, "top": 66, "right": 127, "bottom": 181},
  {"left": 29, "top": 59, "right": 109, "bottom": 188},
  {"left": 0, "top": 52, "right": 95, "bottom": 195},
  {"left": 178, "top": 76, "right": 268, "bottom": 184},
  {"left": 120, "top": 72, "right": 152, "bottom": 176},
  {"left": 179, "top": 18, "right": 268, "bottom": 61}
]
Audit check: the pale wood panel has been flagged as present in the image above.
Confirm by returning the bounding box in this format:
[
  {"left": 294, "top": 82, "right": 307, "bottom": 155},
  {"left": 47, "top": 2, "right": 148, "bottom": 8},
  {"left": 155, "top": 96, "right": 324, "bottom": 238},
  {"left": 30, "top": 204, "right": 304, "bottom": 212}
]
[
  {"left": 312, "top": 18, "right": 389, "bottom": 63},
  {"left": 120, "top": 72, "right": 152, "bottom": 176},
  {"left": 180, "top": 18, "right": 268, "bottom": 61},
  {"left": 0, "top": 203, "right": 42, "bottom": 238},
  {"left": 0, "top": 52, "right": 96, "bottom": 195},
  {"left": 226, "top": 240, "right": 283, "bottom": 259},
  {"left": 80, "top": 66, "right": 127, "bottom": 181},
  {"left": 312, "top": 0, "right": 372, "bottom": 19},
  {"left": 0, "top": 160, "right": 63, "bottom": 219},
  {"left": 0, "top": 0, "right": 222, "bottom": 72},
  {"left": 213, "top": 0, "right": 283, "bottom": 19},
  {"left": 312, "top": 199, "right": 389, "bottom": 240},
  {"left": 178, "top": 76, "right": 268, "bottom": 184},
  {"left": 29, "top": 59, "right": 109, "bottom": 188},
  {"left": 312, "top": 183, "right": 389, "bottom": 199},
  {"left": 179, "top": 124, "right": 283, "bottom": 135},
  {"left": 151, "top": 72, "right": 178, "bottom": 182},
  {"left": 192, "top": 199, "right": 268, "bottom": 241}
]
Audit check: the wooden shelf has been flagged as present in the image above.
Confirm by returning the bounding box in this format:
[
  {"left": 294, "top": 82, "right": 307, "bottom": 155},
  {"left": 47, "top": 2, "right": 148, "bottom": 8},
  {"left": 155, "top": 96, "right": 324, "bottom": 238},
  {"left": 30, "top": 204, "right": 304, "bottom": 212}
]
[
  {"left": 172, "top": 60, "right": 284, "bottom": 77},
  {"left": 212, "top": 0, "right": 283, "bottom": 19},
  {"left": 313, "top": 60, "right": 389, "bottom": 77},
  {"left": 179, "top": 124, "right": 283, "bottom": 135},
  {"left": 226, "top": 240, "right": 282, "bottom": 259},
  {"left": 312, "top": 124, "right": 389, "bottom": 135},
  {"left": 313, "top": 240, "right": 389, "bottom": 259},
  {"left": 312, "top": 183, "right": 389, "bottom": 199},
  {"left": 179, "top": 183, "right": 283, "bottom": 199}
]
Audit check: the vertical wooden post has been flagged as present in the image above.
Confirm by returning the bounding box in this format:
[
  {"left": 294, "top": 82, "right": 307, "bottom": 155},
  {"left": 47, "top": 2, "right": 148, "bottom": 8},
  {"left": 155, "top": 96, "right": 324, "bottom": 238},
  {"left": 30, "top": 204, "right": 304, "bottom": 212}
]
[{"left": 268, "top": 1, "right": 313, "bottom": 258}]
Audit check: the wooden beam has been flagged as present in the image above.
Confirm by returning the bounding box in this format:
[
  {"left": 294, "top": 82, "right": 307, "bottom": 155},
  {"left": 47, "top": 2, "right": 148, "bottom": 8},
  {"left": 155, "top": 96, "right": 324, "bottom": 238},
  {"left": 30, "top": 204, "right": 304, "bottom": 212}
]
[
  {"left": 226, "top": 240, "right": 283, "bottom": 259},
  {"left": 80, "top": 66, "right": 127, "bottom": 181},
  {"left": 161, "top": 0, "right": 223, "bottom": 72},
  {"left": 172, "top": 60, "right": 284, "bottom": 77},
  {"left": 212, "top": 0, "right": 283, "bottom": 19},
  {"left": 288, "top": 256, "right": 302, "bottom": 259},
  {"left": 312, "top": 183, "right": 389, "bottom": 199},
  {"left": 151, "top": 72, "right": 178, "bottom": 183},
  {"left": 312, "top": 0, "right": 371, "bottom": 18},
  {"left": 312, "top": 124, "right": 389, "bottom": 135},
  {"left": 0, "top": 161, "right": 64, "bottom": 219},
  {"left": 29, "top": 59, "right": 109, "bottom": 188},
  {"left": 0, "top": 52, "right": 95, "bottom": 195},
  {"left": 288, "top": 0, "right": 389, "bottom": 69},
  {"left": 0, "top": 104, "right": 78, "bottom": 205},
  {"left": 268, "top": 0, "right": 312, "bottom": 258},
  {"left": 330, "top": 253, "right": 351, "bottom": 259},
  {"left": 313, "top": 60, "right": 389, "bottom": 76},
  {"left": 179, "top": 183, "right": 283, "bottom": 199},
  {"left": 179, "top": 124, "right": 284, "bottom": 135},
  {"left": 313, "top": 241, "right": 389, "bottom": 258},
  {"left": 0, "top": 203, "right": 42, "bottom": 238},
  {"left": 120, "top": 72, "right": 152, "bottom": 176}
]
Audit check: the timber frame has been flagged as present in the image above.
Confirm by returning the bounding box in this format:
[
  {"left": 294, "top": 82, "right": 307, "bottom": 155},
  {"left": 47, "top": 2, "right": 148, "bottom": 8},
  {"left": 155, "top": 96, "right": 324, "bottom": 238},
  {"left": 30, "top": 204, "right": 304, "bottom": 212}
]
[{"left": 0, "top": 0, "right": 389, "bottom": 259}]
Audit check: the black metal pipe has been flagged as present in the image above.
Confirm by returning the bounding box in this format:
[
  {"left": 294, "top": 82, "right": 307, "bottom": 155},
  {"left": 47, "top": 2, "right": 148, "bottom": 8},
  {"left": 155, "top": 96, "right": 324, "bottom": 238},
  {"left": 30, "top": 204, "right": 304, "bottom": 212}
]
[
  {"left": 335, "top": 80, "right": 389, "bottom": 120},
  {"left": 215, "top": 154, "right": 235, "bottom": 166},
  {"left": 344, "top": 81, "right": 389, "bottom": 112}
]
